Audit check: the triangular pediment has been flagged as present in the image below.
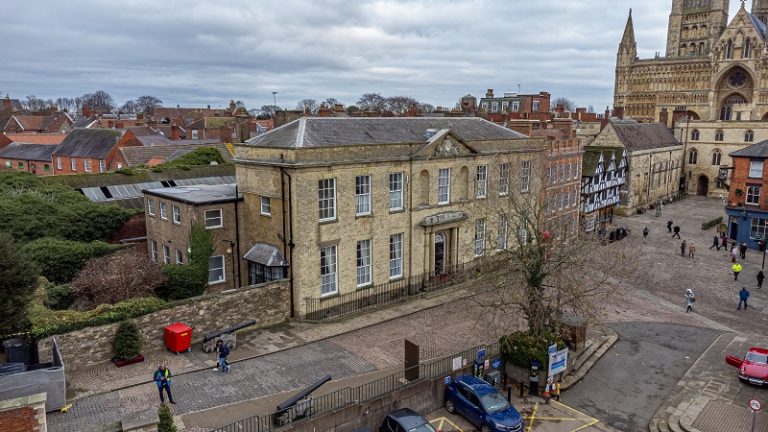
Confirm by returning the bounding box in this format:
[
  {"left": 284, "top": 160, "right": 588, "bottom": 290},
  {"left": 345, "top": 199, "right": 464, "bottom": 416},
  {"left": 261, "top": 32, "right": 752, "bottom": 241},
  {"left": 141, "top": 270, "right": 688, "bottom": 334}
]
[{"left": 415, "top": 129, "right": 479, "bottom": 159}]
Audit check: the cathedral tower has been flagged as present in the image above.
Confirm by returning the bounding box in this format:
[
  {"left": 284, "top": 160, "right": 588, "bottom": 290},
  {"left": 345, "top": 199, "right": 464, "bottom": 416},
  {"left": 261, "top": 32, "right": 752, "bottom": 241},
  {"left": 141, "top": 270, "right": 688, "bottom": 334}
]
[
  {"left": 665, "top": 0, "right": 730, "bottom": 57},
  {"left": 752, "top": 0, "right": 768, "bottom": 24}
]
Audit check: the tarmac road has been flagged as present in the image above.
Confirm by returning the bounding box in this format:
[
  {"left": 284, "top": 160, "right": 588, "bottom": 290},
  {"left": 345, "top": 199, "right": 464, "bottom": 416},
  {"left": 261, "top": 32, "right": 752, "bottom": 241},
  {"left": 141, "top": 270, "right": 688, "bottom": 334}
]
[{"left": 563, "top": 322, "right": 722, "bottom": 432}]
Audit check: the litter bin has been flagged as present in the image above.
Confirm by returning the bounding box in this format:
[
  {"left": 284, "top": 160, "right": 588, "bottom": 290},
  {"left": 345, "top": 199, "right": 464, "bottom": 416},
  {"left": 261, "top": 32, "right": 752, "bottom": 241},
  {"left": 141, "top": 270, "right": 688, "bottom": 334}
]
[
  {"left": 2, "top": 338, "right": 29, "bottom": 364},
  {"left": 164, "top": 323, "right": 192, "bottom": 354}
]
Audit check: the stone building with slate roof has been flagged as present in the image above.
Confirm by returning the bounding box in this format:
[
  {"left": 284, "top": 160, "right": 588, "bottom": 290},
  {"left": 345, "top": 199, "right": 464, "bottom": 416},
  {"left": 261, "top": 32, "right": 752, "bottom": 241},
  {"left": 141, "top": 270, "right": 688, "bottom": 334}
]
[
  {"left": 589, "top": 120, "right": 683, "bottom": 215},
  {"left": 236, "top": 117, "right": 545, "bottom": 317}
]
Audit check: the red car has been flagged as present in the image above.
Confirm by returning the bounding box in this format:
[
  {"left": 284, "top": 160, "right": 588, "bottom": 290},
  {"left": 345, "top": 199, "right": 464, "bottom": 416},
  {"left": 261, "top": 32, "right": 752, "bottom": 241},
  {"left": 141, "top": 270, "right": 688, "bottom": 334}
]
[{"left": 726, "top": 346, "right": 768, "bottom": 386}]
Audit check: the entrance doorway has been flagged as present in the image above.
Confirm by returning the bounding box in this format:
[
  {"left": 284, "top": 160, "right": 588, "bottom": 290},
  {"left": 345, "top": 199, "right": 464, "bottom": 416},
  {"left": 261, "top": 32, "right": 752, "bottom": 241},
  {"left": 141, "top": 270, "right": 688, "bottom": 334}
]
[
  {"left": 434, "top": 232, "right": 446, "bottom": 275},
  {"left": 697, "top": 175, "right": 709, "bottom": 196}
]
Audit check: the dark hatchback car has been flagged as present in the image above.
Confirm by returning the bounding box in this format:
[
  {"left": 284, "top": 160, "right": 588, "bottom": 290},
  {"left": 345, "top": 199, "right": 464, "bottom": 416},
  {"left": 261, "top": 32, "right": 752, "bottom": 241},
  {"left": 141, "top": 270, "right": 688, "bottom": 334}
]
[
  {"left": 379, "top": 408, "right": 436, "bottom": 432},
  {"left": 444, "top": 375, "right": 524, "bottom": 432}
]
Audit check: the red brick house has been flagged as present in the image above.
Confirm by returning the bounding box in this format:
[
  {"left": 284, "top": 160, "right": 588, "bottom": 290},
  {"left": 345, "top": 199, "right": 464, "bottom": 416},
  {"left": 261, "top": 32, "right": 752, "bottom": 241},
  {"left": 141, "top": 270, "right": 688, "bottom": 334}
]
[
  {"left": 0, "top": 143, "right": 57, "bottom": 176},
  {"left": 2, "top": 113, "right": 73, "bottom": 133},
  {"left": 726, "top": 141, "right": 768, "bottom": 249},
  {"left": 52, "top": 129, "right": 132, "bottom": 175}
]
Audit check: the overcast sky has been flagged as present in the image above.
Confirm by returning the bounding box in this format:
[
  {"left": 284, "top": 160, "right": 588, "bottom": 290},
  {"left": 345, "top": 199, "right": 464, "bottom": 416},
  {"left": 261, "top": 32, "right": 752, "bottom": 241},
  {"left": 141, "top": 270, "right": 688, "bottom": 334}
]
[{"left": 0, "top": 1, "right": 747, "bottom": 112}]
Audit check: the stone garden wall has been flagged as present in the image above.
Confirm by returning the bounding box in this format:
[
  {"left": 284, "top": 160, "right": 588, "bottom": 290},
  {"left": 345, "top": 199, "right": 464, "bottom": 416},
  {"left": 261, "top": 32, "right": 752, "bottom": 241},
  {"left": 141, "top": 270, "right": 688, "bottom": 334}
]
[{"left": 37, "top": 280, "right": 290, "bottom": 371}]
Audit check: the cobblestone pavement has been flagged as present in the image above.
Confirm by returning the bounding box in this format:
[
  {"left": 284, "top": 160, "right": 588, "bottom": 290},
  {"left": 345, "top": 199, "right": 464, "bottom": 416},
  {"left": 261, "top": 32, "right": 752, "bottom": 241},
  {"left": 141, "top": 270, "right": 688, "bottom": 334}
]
[{"left": 601, "top": 196, "right": 768, "bottom": 334}]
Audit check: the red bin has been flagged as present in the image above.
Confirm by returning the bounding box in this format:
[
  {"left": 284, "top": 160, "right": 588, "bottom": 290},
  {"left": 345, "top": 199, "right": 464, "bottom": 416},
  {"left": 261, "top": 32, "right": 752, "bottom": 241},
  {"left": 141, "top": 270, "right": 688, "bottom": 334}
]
[{"left": 164, "top": 322, "right": 192, "bottom": 354}]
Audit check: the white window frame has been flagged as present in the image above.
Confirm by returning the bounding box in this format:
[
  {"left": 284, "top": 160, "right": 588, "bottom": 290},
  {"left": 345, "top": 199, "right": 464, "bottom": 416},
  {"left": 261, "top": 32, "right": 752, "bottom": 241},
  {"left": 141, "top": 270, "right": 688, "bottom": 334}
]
[
  {"left": 356, "top": 239, "right": 372, "bottom": 287},
  {"left": 355, "top": 175, "right": 372, "bottom": 216},
  {"left": 499, "top": 163, "right": 510, "bottom": 196},
  {"left": 318, "top": 178, "right": 337, "bottom": 221},
  {"left": 389, "top": 233, "right": 404, "bottom": 279},
  {"left": 532, "top": 101, "right": 540, "bottom": 112},
  {"left": 751, "top": 218, "right": 768, "bottom": 239},
  {"left": 476, "top": 165, "right": 488, "bottom": 198},
  {"left": 84, "top": 159, "right": 91, "bottom": 172},
  {"left": 320, "top": 245, "right": 338, "bottom": 296},
  {"left": 172, "top": 205, "right": 181, "bottom": 224},
  {"left": 204, "top": 209, "right": 223, "bottom": 229},
  {"left": 567, "top": 163, "right": 572, "bottom": 180},
  {"left": 574, "top": 162, "right": 579, "bottom": 178},
  {"left": 521, "top": 160, "right": 531, "bottom": 192},
  {"left": 475, "top": 219, "right": 486, "bottom": 256},
  {"left": 519, "top": 220, "right": 528, "bottom": 245},
  {"left": 512, "top": 101, "right": 520, "bottom": 111},
  {"left": 389, "top": 172, "right": 404, "bottom": 211},
  {"left": 159, "top": 202, "right": 168, "bottom": 220},
  {"left": 150, "top": 240, "right": 158, "bottom": 262},
  {"left": 56, "top": 156, "right": 62, "bottom": 170},
  {"left": 749, "top": 160, "right": 764, "bottom": 179},
  {"left": 565, "top": 190, "right": 570, "bottom": 208},
  {"left": 497, "top": 215, "right": 508, "bottom": 250},
  {"left": 260, "top": 196, "right": 271, "bottom": 216},
  {"left": 147, "top": 199, "right": 155, "bottom": 216},
  {"left": 208, "top": 255, "right": 225, "bottom": 284},
  {"left": 175, "top": 249, "right": 183, "bottom": 264},
  {"left": 191, "top": 130, "right": 199, "bottom": 140},
  {"left": 70, "top": 159, "right": 77, "bottom": 172},
  {"left": 491, "top": 101, "right": 499, "bottom": 112},
  {"left": 438, "top": 168, "right": 451, "bottom": 205},
  {"left": 747, "top": 185, "right": 761, "bottom": 205},
  {"left": 99, "top": 159, "right": 106, "bottom": 173},
  {"left": 163, "top": 244, "right": 171, "bottom": 264}
]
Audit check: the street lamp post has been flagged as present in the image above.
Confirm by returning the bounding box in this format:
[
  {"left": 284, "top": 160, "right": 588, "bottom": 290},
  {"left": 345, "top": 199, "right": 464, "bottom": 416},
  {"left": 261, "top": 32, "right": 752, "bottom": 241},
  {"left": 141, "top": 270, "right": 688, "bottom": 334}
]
[
  {"left": 272, "top": 91, "right": 278, "bottom": 110},
  {"left": 222, "top": 240, "right": 237, "bottom": 288}
]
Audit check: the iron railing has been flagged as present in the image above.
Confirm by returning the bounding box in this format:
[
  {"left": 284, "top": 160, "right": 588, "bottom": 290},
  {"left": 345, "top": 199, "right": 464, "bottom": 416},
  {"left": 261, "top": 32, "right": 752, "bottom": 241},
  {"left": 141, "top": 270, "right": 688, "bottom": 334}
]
[
  {"left": 213, "top": 340, "right": 501, "bottom": 432},
  {"left": 303, "top": 262, "right": 479, "bottom": 321}
]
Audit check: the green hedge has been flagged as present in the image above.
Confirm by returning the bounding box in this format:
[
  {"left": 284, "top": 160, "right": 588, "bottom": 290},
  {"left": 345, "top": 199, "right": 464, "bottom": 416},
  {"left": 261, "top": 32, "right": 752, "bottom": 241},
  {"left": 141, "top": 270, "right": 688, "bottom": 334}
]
[
  {"left": 500, "top": 330, "right": 564, "bottom": 369},
  {"left": 22, "top": 238, "right": 124, "bottom": 283},
  {"left": 29, "top": 297, "right": 168, "bottom": 338},
  {"left": 701, "top": 216, "right": 723, "bottom": 230}
]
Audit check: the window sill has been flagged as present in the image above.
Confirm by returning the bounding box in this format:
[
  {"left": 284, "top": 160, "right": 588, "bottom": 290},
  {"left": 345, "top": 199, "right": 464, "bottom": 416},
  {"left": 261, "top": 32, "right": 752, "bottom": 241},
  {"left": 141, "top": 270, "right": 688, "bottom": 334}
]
[
  {"left": 389, "top": 209, "right": 405, "bottom": 214},
  {"left": 261, "top": 213, "right": 272, "bottom": 217},
  {"left": 205, "top": 225, "right": 224, "bottom": 230},
  {"left": 355, "top": 213, "right": 373, "bottom": 219},
  {"left": 319, "top": 292, "right": 339, "bottom": 299},
  {"left": 356, "top": 283, "right": 373, "bottom": 290},
  {"left": 208, "top": 279, "right": 226, "bottom": 286},
  {"left": 319, "top": 218, "right": 338, "bottom": 225},
  {"left": 388, "top": 276, "right": 404, "bottom": 282}
]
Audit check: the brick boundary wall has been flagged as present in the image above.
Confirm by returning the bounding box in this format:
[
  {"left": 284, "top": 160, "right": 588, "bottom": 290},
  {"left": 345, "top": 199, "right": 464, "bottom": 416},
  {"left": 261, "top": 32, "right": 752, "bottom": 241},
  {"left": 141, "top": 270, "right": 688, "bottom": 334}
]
[
  {"left": 0, "top": 393, "right": 47, "bottom": 432},
  {"left": 37, "top": 280, "right": 290, "bottom": 371}
]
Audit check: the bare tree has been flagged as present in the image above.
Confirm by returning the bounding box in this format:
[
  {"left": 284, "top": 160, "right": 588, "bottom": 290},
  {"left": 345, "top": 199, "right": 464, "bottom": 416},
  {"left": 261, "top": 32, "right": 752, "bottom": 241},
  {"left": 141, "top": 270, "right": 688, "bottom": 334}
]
[
  {"left": 81, "top": 90, "right": 115, "bottom": 114},
  {"left": 71, "top": 249, "right": 165, "bottom": 306},
  {"left": 120, "top": 100, "right": 138, "bottom": 114},
  {"left": 135, "top": 95, "right": 163, "bottom": 115},
  {"left": 357, "top": 93, "right": 387, "bottom": 112},
  {"left": 22, "top": 95, "right": 55, "bottom": 112},
  {"left": 257, "top": 105, "right": 279, "bottom": 118},
  {"left": 552, "top": 97, "right": 576, "bottom": 112},
  {"left": 386, "top": 96, "right": 419, "bottom": 114},
  {"left": 296, "top": 98, "right": 318, "bottom": 114},
  {"left": 419, "top": 103, "right": 435, "bottom": 113},
  {"left": 323, "top": 98, "right": 340, "bottom": 107}
]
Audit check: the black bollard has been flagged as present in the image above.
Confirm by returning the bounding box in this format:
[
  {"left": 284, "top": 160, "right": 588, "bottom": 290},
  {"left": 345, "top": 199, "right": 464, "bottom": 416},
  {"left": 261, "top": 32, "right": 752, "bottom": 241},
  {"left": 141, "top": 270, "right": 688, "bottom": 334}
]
[{"left": 519, "top": 379, "right": 525, "bottom": 398}]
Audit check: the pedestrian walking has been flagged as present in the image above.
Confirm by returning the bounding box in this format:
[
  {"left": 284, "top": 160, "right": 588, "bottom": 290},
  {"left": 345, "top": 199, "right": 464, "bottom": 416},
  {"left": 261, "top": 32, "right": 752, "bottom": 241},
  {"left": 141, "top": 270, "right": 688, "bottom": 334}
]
[
  {"left": 739, "top": 242, "right": 748, "bottom": 259},
  {"left": 738, "top": 287, "right": 750, "bottom": 310},
  {"left": 672, "top": 225, "right": 681, "bottom": 239},
  {"left": 154, "top": 364, "right": 176, "bottom": 404},
  {"left": 688, "top": 242, "right": 696, "bottom": 258},
  {"left": 667, "top": 220, "right": 673, "bottom": 233},
  {"left": 643, "top": 226, "right": 649, "bottom": 241},
  {"left": 213, "top": 340, "right": 230, "bottom": 373},
  {"left": 554, "top": 380, "right": 562, "bottom": 401},
  {"left": 685, "top": 288, "right": 695, "bottom": 313},
  {"left": 722, "top": 234, "right": 729, "bottom": 250},
  {"left": 732, "top": 262, "right": 743, "bottom": 280},
  {"left": 758, "top": 270, "right": 764, "bottom": 289},
  {"left": 709, "top": 235, "right": 720, "bottom": 250},
  {"left": 680, "top": 240, "right": 687, "bottom": 256},
  {"left": 731, "top": 246, "right": 738, "bottom": 263}
]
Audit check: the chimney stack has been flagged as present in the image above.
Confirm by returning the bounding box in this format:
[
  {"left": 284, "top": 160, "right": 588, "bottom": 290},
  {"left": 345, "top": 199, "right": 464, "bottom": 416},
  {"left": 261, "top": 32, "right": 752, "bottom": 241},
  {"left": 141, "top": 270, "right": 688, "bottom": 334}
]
[{"left": 486, "top": 89, "right": 494, "bottom": 98}]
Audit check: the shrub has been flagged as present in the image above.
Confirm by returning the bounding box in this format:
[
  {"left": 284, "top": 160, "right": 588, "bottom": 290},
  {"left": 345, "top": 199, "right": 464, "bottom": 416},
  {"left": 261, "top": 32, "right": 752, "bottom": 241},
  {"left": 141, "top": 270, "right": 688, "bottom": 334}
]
[
  {"left": 22, "top": 238, "right": 123, "bottom": 284},
  {"left": 155, "top": 148, "right": 226, "bottom": 171},
  {"left": 72, "top": 249, "right": 165, "bottom": 306},
  {"left": 29, "top": 296, "right": 167, "bottom": 338},
  {"left": 112, "top": 321, "right": 142, "bottom": 360},
  {"left": 44, "top": 283, "right": 76, "bottom": 310},
  {"left": 157, "top": 403, "right": 177, "bottom": 432},
  {"left": 159, "top": 264, "right": 208, "bottom": 300},
  {"left": 0, "top": 232, "right": 40, "bottom": 336},
  {"left": 500, "top": 330, "right": 564, "bottom": 369},
  {"left": 701, "top": 216, "right": 723, "bottom": 230}
]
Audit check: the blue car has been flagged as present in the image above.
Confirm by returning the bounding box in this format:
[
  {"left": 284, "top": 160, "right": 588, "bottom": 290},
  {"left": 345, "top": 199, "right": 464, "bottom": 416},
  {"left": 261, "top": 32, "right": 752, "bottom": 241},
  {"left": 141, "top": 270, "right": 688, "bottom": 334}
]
[{"left": 444, "top": 375, "right": 524, "bottom": 432}]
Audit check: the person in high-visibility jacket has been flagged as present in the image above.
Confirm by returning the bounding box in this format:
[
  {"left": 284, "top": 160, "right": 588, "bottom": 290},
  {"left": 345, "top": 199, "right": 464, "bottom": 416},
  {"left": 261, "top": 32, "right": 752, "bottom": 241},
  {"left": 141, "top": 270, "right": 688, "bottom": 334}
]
[
  {"left": 154, "top": 364, "right": 176, "bottom": 404},
  {"left": 732, "top": 263, "right": 743, "bottom": 281}
]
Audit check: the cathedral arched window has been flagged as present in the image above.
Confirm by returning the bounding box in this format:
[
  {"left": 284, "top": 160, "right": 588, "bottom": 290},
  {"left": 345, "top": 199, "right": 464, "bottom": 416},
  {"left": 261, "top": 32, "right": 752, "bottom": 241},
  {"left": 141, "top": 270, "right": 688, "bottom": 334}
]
[
  {"left": 744, "top": 38, "right": 751, "bottom": 58},
  {"left": 746, "top": 130, "right": 755, "bottom": 142},
  {"left": 691, "top": 129, "right": 700, "bottom": 141},
  {"left": 689, "top": 148, "right": 698, "bottom": 164},
  {"left": 726, "top": 40, "right": 734, "bottom": 59},
  {"left": 712, "top": 149, "right": 722, "bottom": 166},
  {"left": 715, "top": 129, "right": 724, "bottom": 141}
]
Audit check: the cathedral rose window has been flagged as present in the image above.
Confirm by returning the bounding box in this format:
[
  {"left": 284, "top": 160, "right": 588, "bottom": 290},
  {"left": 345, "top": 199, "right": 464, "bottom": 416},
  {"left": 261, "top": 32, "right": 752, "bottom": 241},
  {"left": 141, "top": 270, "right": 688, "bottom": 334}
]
[{"left": 728, "top": 70, "right": 747, "bottom": 88}]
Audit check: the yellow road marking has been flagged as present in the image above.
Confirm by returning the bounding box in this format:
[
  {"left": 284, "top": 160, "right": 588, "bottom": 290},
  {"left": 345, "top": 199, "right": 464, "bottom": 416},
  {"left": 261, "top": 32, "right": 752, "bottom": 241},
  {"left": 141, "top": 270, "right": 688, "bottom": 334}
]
[
  {"left": 430, "top": 416, "right": 463, "bottom": 432},
  {"left": 570, "top": 419, "right": 600, "bottom": 432},
  {"left": 525, "top": 402, "right": 539, "bottom": 432},
  {"left": 550, "top": 400, "right": 602, "bottom": 432}
]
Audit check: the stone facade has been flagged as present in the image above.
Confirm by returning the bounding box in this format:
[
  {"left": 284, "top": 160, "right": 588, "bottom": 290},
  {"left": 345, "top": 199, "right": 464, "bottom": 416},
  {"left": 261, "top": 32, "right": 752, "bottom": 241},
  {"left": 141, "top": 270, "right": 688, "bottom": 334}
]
[
  {"left": 614, "top": 2, "right": 768, "bottom": 124},
  {"left": 674, "top": 119, "right": 768, "bottom": 196},
  {"left": 236, "top": 118, "right": 545, "bottom": 318},
  {"left": 144, "top": 184, "right": 245, "bottom": 291},
  {"left": 37, "top": 280, "right": 289, "bottom": 371},
  {"left": 0, "top": 393, "right": 46, "bottom": 432}
]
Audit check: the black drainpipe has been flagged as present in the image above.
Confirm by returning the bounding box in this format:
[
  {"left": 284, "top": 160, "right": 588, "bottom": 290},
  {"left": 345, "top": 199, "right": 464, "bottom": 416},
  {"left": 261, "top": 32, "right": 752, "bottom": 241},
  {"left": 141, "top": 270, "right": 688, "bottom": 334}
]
[
  {"left": 234, "top": 185, "right": 242, "bottom": 288},
  {"left": 280, "top": 167, "right": 296, "bottom": 318}
]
